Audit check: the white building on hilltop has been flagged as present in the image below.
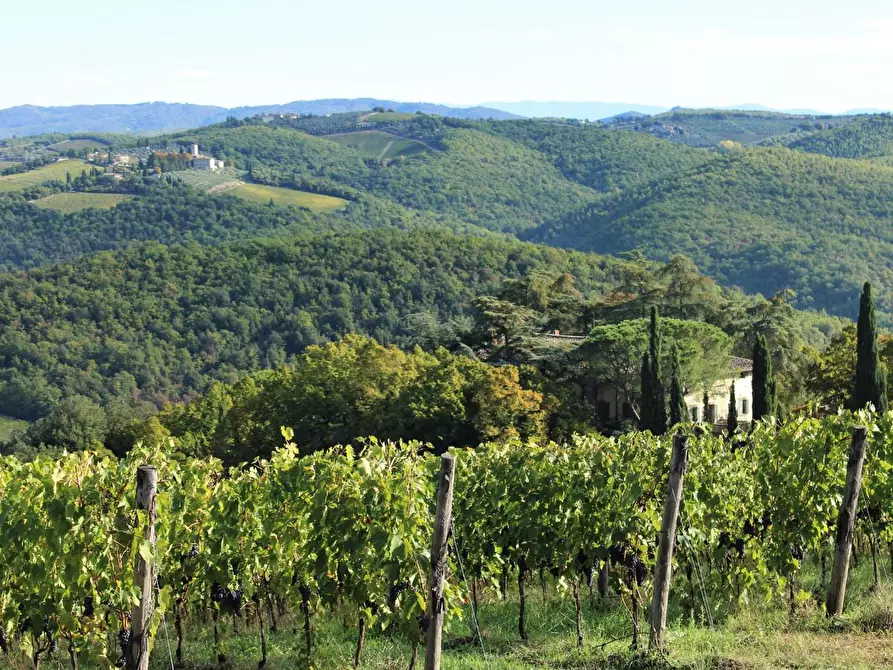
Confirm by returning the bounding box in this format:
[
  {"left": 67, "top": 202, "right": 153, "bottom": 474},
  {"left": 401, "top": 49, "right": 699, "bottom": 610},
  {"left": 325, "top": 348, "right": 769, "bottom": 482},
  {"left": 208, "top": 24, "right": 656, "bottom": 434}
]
[{"left": 190, "top": 144, "right": 225, "bottom": 171}]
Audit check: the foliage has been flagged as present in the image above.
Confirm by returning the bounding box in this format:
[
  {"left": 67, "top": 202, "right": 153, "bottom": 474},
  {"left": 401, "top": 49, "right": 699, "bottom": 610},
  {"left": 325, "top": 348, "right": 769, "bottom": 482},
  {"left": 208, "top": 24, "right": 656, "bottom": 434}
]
[
  {"left": 752, "top": 333, "right": 777, "bottom": 420},
  {"left": 531, "top": 146, "right": 893, "bottom": 324},
  {"left": 0, "top": 229, "right": 623, "bottom": 425},
  {"left": 854, "top": 282, "right": 887, "bottom": 412},
  {"left": 153, "top": 335, "right": 546, "bottom": 463}
]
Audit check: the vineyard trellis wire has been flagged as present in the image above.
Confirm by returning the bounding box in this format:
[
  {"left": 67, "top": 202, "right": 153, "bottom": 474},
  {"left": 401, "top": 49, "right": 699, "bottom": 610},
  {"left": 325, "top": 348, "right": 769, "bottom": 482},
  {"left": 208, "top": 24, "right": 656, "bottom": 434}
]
[{"left": 1, "top": 409, "right": 892, "bottom": 669}]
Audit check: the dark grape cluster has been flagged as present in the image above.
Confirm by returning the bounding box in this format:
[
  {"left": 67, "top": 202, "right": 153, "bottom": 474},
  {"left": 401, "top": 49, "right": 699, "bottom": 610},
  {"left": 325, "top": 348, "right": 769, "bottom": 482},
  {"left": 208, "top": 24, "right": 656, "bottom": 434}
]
[
  {"left": 211, "top": 583, "right": 243, "bottom": 615},
  {"left": 83, "top": 596, "right": 94, "bottom": 618},
  {"left": 0, "top": 625, "right": 7, "bottom": 654},
  {"left": 188, "top": 543, "right": 199, "bottom": 559},
  {"left": 388, "top": 581, "right": 410, "bottom": 607},
  {"left": 116, "top": 628, "right": 131, "bottom": 667}
]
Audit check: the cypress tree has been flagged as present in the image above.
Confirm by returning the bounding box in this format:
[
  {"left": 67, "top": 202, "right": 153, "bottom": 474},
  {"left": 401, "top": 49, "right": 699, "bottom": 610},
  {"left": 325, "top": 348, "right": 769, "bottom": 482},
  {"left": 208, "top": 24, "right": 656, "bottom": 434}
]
[
  {"left": 727, "top": 382, "right": 738, "bottom": 439},
  {"left": 669, "top": 345, "right": 687, "bottom": 426},
  {"left": 648, "top": 307, "right": 667, "bottom": 435},
  {"left": 639, "top": 352, "right": 651, "bottom": 431},
  {"left": 752, "top": 334, "right": 776, "bottom": 421},
  {"left": 853, "top": 281, "right": 887, "bottom": 412}
]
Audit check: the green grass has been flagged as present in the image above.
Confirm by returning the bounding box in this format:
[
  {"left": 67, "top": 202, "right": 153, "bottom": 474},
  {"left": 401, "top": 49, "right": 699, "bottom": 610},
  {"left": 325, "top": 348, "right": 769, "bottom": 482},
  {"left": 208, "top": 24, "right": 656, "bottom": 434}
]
[
  {"left": 0, "top": 159, "right": 92, "bottom": 192},
  {"left": 362, "top": 111, "right": 416, "bottom": 123},
  {"left": 227, "top": 183, "right": 349, "bottom": 212},
  {"left": 30, "top": 192, "right": 134, "bottom": 213},
  {"left": 326, "top": 130, "right": 431, "bottom": 159},
  {"left": 3, "top": 559, "right": 889, "bottom": 669},
  {"left": 0, "top": 415, "right": 27, "bottom": 441},
  {"left": 45, "top": 138, "right": 109, "bottom": 152}
]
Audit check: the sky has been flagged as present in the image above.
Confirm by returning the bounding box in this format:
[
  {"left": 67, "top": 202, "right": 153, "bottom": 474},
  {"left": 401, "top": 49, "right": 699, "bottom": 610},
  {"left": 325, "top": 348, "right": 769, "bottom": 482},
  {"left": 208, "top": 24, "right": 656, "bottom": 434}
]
[{"left": 3, "top": 0, "right": 893, "bottom": 113}]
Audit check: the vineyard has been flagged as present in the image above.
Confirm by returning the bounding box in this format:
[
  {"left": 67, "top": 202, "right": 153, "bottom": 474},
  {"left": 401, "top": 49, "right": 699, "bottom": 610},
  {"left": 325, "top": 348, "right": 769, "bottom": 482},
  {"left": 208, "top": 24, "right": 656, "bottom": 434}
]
[{"left": 2, "top": 412, "right": 893, "bottom": 669}]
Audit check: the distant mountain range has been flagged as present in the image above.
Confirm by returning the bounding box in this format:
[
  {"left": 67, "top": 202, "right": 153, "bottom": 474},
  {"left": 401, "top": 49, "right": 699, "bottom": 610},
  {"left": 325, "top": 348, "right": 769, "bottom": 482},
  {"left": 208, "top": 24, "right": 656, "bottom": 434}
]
[
  {"left": 2, "top": 98, "right": 890, "bottom": 138},
  {"left": 484, "top": 101, "right": 893, "bottom": 120},
  {"left": 0, "top": 99, "right": 520, "bottom": 137}
]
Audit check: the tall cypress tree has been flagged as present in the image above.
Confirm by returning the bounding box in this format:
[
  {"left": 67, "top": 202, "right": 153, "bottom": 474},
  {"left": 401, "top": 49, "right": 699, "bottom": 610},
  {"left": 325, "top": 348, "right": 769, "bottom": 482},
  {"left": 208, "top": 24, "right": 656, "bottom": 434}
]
[
  {"left": 727, "top": 382, "right": 738, "bottom": 439},
  {"left": 648, "top": 307, "right": 667, "bottom": 435},
  {"left": 669, "top": 345, "right": 687, "bottom": 426},
  {"left": 853, "top": 281, "right": 887, "bottom": 412},
  {"left": 639, "top": 352, "right": 651, "bottom": 431},
  {"left": 752, "top": 333, "right": 776, "bottom": 421}
]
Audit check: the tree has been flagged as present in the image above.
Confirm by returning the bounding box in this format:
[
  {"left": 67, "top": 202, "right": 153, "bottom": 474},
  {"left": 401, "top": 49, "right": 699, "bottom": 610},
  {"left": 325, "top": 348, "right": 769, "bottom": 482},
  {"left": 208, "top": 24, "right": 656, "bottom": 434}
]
[
  {"left": 669, "top": 345, "right": 686, "bottom": 426},
  {"left": 727, "top": 382, "right": 738, "bottom": 439},
  {"left": 646, "top": 307, "right": 667, "bottom": 434},
  {"left": 471, "top": 296, "right": 538, "bottom": 361},
  {"left": 752, "top": 333, "right": 777, "bottom": 421},
  {"left": 639, "top": 352, "right": 651, "bottom": 431},
  {"left": 853, "top": 281, "right": 887, "bottom": 411},
  {"left": 585, "top": 317, "right": 731, "bottom": 422}
]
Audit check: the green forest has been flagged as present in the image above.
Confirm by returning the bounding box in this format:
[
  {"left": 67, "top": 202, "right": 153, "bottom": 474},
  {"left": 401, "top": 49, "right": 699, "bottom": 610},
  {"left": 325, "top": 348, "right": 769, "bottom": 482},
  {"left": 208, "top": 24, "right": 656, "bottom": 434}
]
[{"left": 2, "top": 108, "right": 893, "bottom": 452}]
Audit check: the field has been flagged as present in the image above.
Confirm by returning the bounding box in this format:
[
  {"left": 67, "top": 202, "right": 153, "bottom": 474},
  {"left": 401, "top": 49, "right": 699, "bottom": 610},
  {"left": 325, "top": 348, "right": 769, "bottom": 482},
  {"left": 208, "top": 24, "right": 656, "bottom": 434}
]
[
  {"left": 0, "top": 159, "right": 92, "bottom": 192},
  {"left": 227, "top": 183, "right": 349, "bottom": 211},
  {"left": 325, "top": 130, "right": 430, "bottom": 159},
  {"left": 167, "top": 167, "right": 244, "bottom": 193},
  {"left": 361, "top": 111, "right": 415, "bottom": 122},
  {"left": 0, "top": 161, "right": 15, "bottom": 169},
  {"left": 30, "top": 192, "right": 134, "bottom": 213},
  {"left": 45, "top": 138, "right": 109, "bottom": 152}
]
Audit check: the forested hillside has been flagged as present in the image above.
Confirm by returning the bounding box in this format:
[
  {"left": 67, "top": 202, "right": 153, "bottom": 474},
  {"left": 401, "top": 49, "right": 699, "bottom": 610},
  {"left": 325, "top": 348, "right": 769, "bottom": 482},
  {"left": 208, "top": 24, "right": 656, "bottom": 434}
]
[
  {"left": 529, "top": 146, "right": 893, "bottom": 322},
  {"left": 0, "top": 229, "right": 628, "bottom": 421},
  {"left": 784, "top": 114, "right": 893, "bottom": 159}
]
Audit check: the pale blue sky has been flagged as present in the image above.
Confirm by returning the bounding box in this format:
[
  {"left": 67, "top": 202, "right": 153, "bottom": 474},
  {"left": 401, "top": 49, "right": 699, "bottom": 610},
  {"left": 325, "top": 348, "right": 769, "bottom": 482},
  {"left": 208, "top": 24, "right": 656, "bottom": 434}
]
[{"left": 3, "top": 0, "right": 892, "bottom": 112}]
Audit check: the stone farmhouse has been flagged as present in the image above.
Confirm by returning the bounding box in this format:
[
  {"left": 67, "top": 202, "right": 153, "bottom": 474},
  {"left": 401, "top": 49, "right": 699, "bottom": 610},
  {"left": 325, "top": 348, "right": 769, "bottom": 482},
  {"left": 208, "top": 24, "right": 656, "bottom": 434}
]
[{"left": 190, "top": 144, "right": 225, "bottom": 171}]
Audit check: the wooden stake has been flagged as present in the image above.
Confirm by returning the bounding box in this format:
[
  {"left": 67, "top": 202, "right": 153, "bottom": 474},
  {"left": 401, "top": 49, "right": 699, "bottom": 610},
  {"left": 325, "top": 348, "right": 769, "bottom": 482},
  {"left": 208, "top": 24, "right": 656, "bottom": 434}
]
[
  {"left": 649, "top": 434, "right": 689, "bottom": 650},
  {"left": 826, "top": 426, "right": 868, "bottom": 617},
  {"left": 424, "top": 453, "right": 457, "bottom": 670},
  {"left": 126, "top": 465, "right": 157, "bottom": 670}
]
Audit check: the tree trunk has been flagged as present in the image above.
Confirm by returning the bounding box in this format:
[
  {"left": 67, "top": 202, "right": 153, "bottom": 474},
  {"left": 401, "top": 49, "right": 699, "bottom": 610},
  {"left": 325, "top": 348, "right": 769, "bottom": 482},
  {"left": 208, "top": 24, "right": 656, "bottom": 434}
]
[
  {"left": 68, "top": 641, "right": 78, "bottom": 670},
  {"left": 353, "top": 616, "right": 366, "bottom": 669},
  {"left": 500, "top": 566, "right": 508, "bottom": 601},
  {"left": 214, "top": 611, "right": 226, "bottom": 664},
  {"left": 267, "top": 595, "right": 278, "bottom": 634},
  {"left": 175, "top": 599, "right": 184, "bottom": 665},
  {"left": 631, "top": 587, "right": 640, "bottom": 651},
  {"left": 518, "top": 559, "right": 528, "bottom": 640},
  {"left": 408, "top": 643, "right": 418, "bottom": 670},
  {"left": 539, "top": 568, "right": 547, "bottom": 600},
  {"left": 300, "top": 584, "right": 312, "bottom": 660},
  {"left": 258, "top": 600, "right": 267, "bottom": 669},
  {"left": 872, "top": 536, "right": 881, "bottom": 590},
  {"left": 573, "top": 578, "right": 583, "bottom": 648},
  {"left": 821, "top": 556, "right": 827, "bottom": 587}
]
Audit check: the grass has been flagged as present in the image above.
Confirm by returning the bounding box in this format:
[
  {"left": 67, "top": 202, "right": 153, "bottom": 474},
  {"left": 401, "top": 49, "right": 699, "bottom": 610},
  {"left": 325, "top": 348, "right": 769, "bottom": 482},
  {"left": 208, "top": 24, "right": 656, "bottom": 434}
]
[
  {"left": 30, "top": 192, "right": 134, "bottom": 213},
  {"left": 227, "top": 183, "right": 349, "bottom": 212},
  {"left": 0, "top": 159, "right": 92, "bottom": 192},
  {"left": 45, "top": 138, "right": 109, "bottom": 152},
  {"left": 1, "top": 559, "right": 890, "bottom": 669},
  {"left": 361, "top": 111, "right": 416, "bottom": 123},
  {"left": 0, "top": 415, "right": 27, "bottom": 441},
  {"left": 325, "top": 130, "right": 430, "bottom": 159}
]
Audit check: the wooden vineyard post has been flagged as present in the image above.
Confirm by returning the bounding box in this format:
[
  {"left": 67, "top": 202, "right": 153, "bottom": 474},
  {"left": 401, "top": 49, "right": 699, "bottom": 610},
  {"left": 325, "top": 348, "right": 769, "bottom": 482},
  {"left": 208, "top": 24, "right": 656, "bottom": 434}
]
[
  {"left": 425, "top": 453, "right": 457, "bottom": 670},
  {"left": 127, "top": 465, "right": 158, "bottom": 670},
  {"left": 649, "top": 434, "right": 689, "bottom": 650},
  {"left": 826, "top": 426, "right": 868, "bottom": 617}
]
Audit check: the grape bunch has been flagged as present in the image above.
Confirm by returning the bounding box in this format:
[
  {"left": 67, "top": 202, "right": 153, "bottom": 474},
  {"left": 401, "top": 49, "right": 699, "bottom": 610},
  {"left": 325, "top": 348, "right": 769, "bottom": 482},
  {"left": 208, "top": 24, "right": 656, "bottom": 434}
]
[{"left": 116, "top": 628, "right": 131, "bottom": 667}]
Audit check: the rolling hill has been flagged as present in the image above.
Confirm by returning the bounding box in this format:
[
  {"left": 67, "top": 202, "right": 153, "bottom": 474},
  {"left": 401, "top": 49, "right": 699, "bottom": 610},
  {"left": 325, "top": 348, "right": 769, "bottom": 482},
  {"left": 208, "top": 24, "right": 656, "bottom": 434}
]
[{"left": 528, "top": 146, "right": 893, "bottom": 323}]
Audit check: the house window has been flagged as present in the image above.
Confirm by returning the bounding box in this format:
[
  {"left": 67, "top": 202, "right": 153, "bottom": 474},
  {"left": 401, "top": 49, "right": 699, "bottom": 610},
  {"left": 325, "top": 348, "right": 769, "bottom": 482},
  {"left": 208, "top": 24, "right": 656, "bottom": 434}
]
[
  {"left": 741, "top": 398, "right": 749, "bottom": 415},
  {"left": 597, "top": 401, "right": 611, "bottom": 422},
  {"left": 622, "top": 402, "right": 635, "bottom": 420},
  {"left": 690, "top": 406, "right": 699, "bottom": 422},
  {"left": 707, "top": 405, "right": 717, "bottom": 423}
]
